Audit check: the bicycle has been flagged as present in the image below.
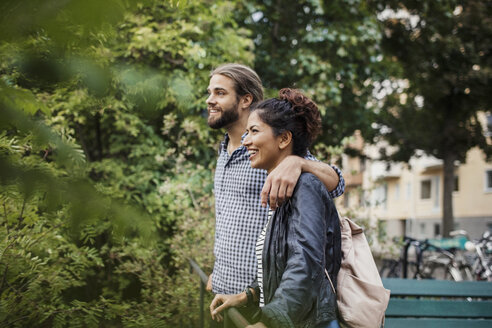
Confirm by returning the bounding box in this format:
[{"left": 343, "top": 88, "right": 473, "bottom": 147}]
[
  {"left": 418, "top": 242, "right": 466, "bottom": 281},
  {"left": 379, "top": 236, "right": 431, "bottom": 279},
  {"left": 459, "top": 230, "right": 492, "bottom": 281},
  {"left": 379, "top": 235, "right": 466, "bottom": 281}
]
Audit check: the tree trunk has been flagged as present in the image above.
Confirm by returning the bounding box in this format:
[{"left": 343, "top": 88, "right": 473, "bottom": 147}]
[
  {"left": 95, "top": 112, "right": 103, "bottom": 161},
  {"left": 442, "top": 151, "right": 456, "bottom": 237}
]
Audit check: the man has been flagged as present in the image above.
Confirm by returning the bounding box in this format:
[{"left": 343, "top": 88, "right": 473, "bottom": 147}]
[{"left": 206, "top": 63, "right": 344, "bottom": 304}]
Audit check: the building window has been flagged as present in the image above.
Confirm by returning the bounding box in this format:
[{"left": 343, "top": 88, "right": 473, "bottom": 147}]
[
  {"left": 433, "top": 176, "right": 440, "bottom": 209},
  {"left": 395, "top": 183, "right": 400, "bottom": 200},
  {"left": 406, "top": 182, "right": 412, "bottom": 200},
  {"left": 454, "top": 175, "right": 459, "bottom": 192},
  {"left": 421, "top": 180, "right": 432, "bottom": 199},
  {"left": 374, "top": 184, "right": 387, "bottom": 209},
  {"left": 359, "top": 190, "right": 365, "bottom": 207},
  {"left": 486, "top": 170, "right": 492, "bottom": 192},
  {"left": 434, "top": 223, "right": 440, "bottom": 237},
  {"left": 486, "top": 114, "right": 492, "bottom": 137},
  {"left": 344, "top": 191, "right": 350, "bottom": 208},
  {"left": 360, "top": 157, "right": 366, "bottom": 172}
]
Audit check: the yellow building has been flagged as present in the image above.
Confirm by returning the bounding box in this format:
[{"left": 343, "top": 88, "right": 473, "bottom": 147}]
[{"left": 338, "top": 115, "right": 492, "bottom": 240}]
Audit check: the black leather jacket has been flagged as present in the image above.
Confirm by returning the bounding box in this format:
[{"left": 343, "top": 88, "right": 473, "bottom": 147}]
[{"left": 253, "top": 173, "right": 342, "bottom": 328}]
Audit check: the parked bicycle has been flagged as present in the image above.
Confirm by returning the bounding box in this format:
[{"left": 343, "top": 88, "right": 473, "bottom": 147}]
[
  {"left": 419, "top": 243, "right": 467, "bottom": 281},
  {"left": 379, "top": 236, "right": 432, "bottom": 279},
  {"left": 379, "top": 235, "right": 468, "bottom": 281},
  {"left": 456, "top": 230, "right": 492, "bottom": 281}
]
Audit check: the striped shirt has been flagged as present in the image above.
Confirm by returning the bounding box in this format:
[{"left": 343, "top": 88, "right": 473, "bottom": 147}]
[{"left": 256, "top": 209, "right": 273, "bottom": 307}]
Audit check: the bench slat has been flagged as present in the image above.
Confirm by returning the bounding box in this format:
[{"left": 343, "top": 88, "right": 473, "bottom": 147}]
[
  {"left": 386, "top": 299, "right": 492, "bottom": 318},
  {"left": 385, "top": 318, "right": 492, "bottom": 328},
  {"left": 382, "top": 278, "right": 492, "bottom": 298}
]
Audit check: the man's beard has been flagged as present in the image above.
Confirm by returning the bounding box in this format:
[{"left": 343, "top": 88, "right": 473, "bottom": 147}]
[{"left": 207, "top": 102, "right": 240, "bottom": 129}]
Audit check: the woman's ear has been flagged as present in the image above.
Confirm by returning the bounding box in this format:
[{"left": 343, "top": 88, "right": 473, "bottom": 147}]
[{"left": 278, "top": 131, "right": 292, "bottom": 150}]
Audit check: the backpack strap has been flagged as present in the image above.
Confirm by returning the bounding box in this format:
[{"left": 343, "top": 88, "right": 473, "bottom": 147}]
[
  {"left": 335, "top": 209, "right": 344, "bottom": 227},
  {"left": 325, "top": 208, "right": 344, "bottom": 295},
  {"left": 325, "top": 269, "right": 336, "bottom": 295}
]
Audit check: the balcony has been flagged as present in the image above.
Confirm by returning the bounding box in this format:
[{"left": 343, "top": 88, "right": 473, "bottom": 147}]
[{"left": 345, "top": 172, "right": 363, "bottom": 187}]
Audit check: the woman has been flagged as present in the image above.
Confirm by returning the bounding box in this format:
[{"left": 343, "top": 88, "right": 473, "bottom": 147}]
[{"left": 210, "top": 89, "right": 342, "bottom": 328}]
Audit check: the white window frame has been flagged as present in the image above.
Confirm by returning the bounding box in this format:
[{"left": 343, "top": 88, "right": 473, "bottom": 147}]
[
  {"left": 433, "top": 176, "right": 440, "bottom": 211},
  {"left": 373, "top": 184, "right": 387, "bottom": 209},
  {"left": 406, "top": 182, "right": 412, "bottom": 200}
]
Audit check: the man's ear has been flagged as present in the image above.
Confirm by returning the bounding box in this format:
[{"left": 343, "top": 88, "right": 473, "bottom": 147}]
[
  {"left": 240, "top": 94, "right": 253, "bottom": 109},
  {"left": 278, "top": 131, "right": 293, "bottom": 150}
]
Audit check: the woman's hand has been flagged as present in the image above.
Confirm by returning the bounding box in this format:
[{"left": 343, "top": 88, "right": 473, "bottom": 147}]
[{"left": 209, "top": 293, "right": 247, "bottom": 321}]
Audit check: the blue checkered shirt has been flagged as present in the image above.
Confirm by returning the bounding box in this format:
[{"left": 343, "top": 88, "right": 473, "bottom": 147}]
[{"left": 212, "top": 134, "right": 345, "bottom": 294}]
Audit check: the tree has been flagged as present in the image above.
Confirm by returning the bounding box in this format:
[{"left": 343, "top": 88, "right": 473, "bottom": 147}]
[
  {"left": 370, "top": 0, "right": 492, "bottom": 236},
  {"left": 234, "top": 0, "right": 386, "bottom": 151},
  {"left": 1, "top": 0, "right": 255, "bottom": 325}
]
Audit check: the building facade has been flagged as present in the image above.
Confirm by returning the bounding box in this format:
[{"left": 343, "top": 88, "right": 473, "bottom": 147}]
[{"left": 338, "top": 118, "right": 492, "bottom": 240}]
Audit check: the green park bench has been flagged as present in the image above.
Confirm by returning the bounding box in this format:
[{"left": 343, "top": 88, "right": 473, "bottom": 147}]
[{"left": 382, "top": 278, "right": 492, "bottom": 328}]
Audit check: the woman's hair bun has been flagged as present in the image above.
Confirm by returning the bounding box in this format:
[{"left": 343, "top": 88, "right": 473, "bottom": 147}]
[
  {"left": 278, "top": 88, "right": 321, "bottom": 143},
  {"left": 279, "top": 88, "right": 304, "bottom": 105}
]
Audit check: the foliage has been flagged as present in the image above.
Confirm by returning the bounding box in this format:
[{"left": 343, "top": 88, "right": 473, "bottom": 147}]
[
  {"left": 235, "top": 0, "right": 386, "bottom": 150},
  {"left": 369, "top": 0, "right": 492, "bottom": 236},
  {"left": 0, "top": 0, "right": 403, "bottom": 325},
  {"left": 1, "top": 0, "right": 252, "bottom": 326}
]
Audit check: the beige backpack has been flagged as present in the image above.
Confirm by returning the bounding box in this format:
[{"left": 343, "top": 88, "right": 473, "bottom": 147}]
[{"left": 325, "top": 213, "right": 390, "bottom": 328}]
